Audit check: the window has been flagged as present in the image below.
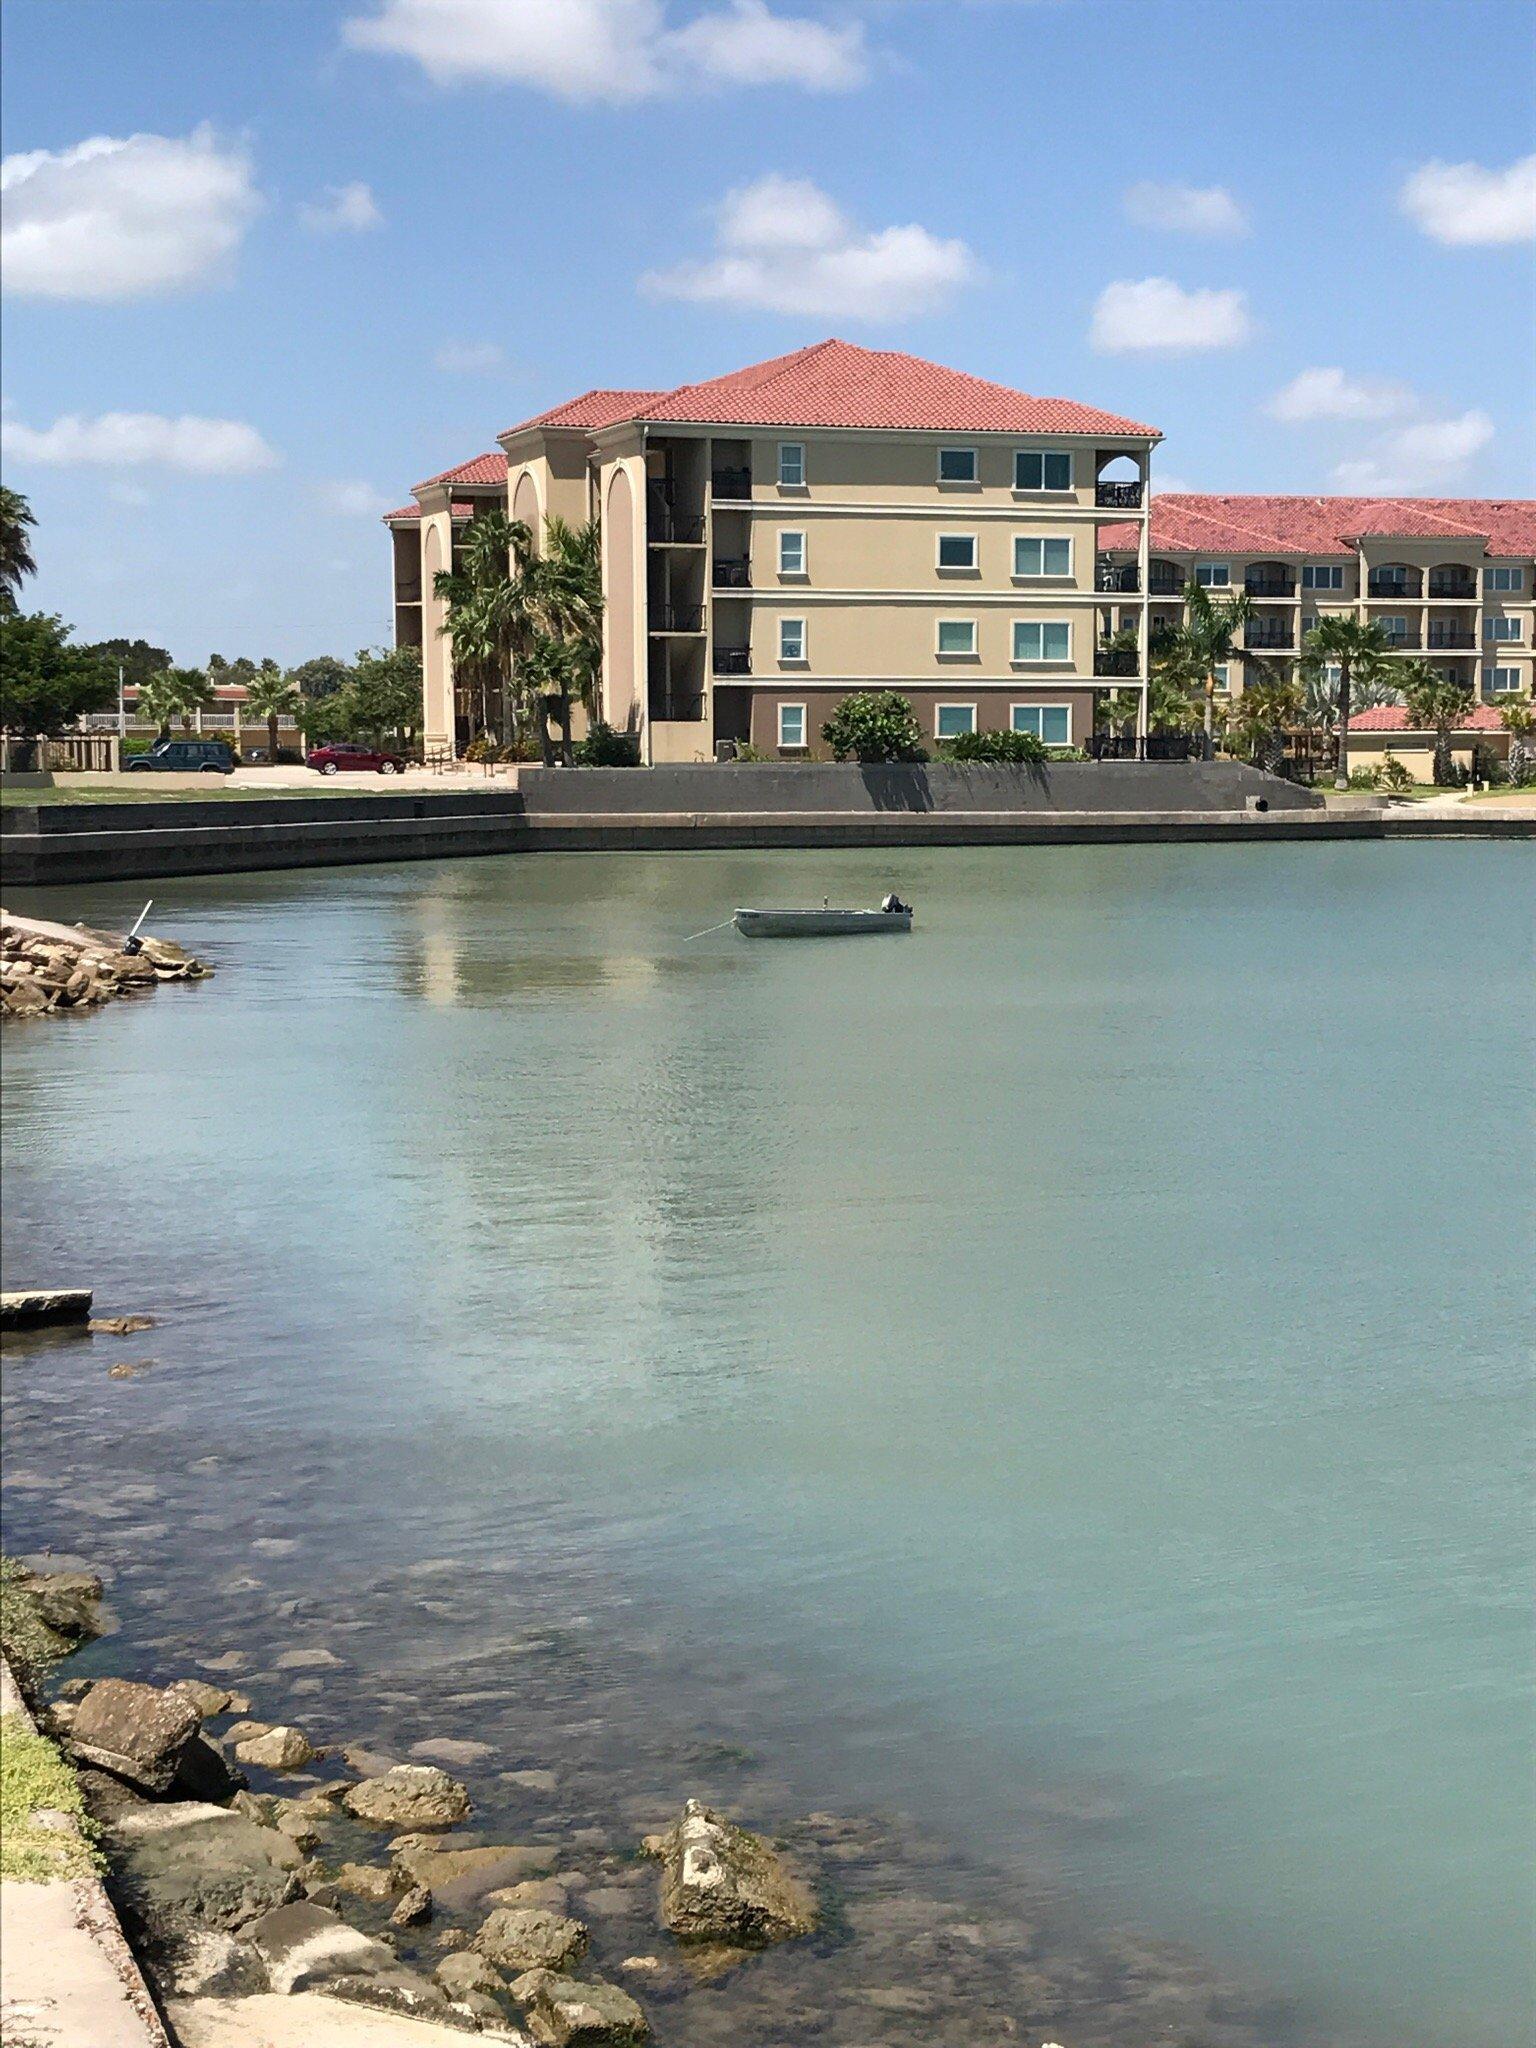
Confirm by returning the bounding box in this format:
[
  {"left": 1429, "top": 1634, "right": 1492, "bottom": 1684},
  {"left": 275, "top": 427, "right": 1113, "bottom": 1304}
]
[
  {"left": 777, "top": 703, "right": 806, "bottom": 748},
  {"left": 1323, "top": 663, "right": 1342, "bottom": 686},
  {"left": 1194, "top": 561, "right": 1229, "bottom": 587},
  {"left": 778, "top": 617, "right": 806, "bottom": 663},
  {"left": 1378, "top": 615, "right": 1407, "bottom": 642},
  {"left": 1301, "top": 614, "right": 1318, "bottom": 636},
  {"left": 1011, "top": 704, "right": 1072, "bottom": 746},
  {"left": 778, "top": 529, "right": 806, "bottom": 576},
  {"left": 1487, "top": 566, "right": 1522, "bottom": 592},
  {"left": 1484, "top": 666, "right": 1521, "bottom": 694},
  {"left": 935, "top": 703, "right": 976, "bottom": 739},
  {"left": 1485, "top": 616, "right": 1521, "bottom": 641},
  {"left": 1014, "top": 450, "right": 1072, "bottom": 492},
  {"left": 936, "top": 619, "right": 977, "bottom": 656},
  {"left": 1012, "top": 621, "right": 1071, "bottom": 662},
  {"left": 1213, "top": 664, "right": 1230, "bottom": 690},
  {"left": 777, "top": 443, "right": 805, "bottom": 488},
  {"left": 937, "top": 533, "right": 978, "bottom": 571},
  {"left": 938, "top": 447, "right": 977, "bottom": 484},
  {"left": 1013, "top": 536, "right": 1072, "bottom": 578},
  {"left": 1302, "top": 565, "right": 1345, "bottom": 590}
]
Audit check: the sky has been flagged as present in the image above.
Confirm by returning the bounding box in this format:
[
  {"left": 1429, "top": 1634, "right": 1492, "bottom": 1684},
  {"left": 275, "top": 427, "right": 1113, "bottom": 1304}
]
[{"left": 2, "top": 0, "right": 1534, "bottom": 665}]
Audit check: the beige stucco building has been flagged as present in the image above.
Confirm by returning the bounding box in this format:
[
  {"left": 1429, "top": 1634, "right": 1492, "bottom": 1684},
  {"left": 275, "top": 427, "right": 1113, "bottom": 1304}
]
[{"left": 386, "top": 340, "right": 1160, "bottom": 761}]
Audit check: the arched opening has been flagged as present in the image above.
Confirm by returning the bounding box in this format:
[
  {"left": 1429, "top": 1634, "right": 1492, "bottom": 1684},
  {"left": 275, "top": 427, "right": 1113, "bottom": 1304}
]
[
  {"left": 1244, "top": 558, "right": 1294, "bottom": 598},
  {"left": 605, "top": 468, "right": 636, "bottom": 735},
  {"left": 1367, "top": 560, "right": 1421, "bottom": 599},
  {"left": 1094, "top": 451, "right": 1143, "bottom": 509},
  {"left": 512, "top": 470, "right": 541, "bottom": 546}
]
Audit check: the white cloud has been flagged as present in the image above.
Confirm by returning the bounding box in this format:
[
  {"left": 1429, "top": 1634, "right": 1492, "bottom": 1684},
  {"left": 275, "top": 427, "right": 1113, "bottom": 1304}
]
[
  {"left": 1, "top": 411, "right": 280, "bottom": 474},
  {"left": 1268, "top": 366, "right": 1417, "bottom": 423},
  {"left": 1331, "top": 411, "right": 1494, "bottom": 493},
  {"left": 435, "top": 339, "right": 508, "bottom": 374},
  {"left": 1399, "top": 153, "right": 1536, "bottom": 245},
  {"left": 299, "top": 180, "right": 382, "bottom": 233},
  {"left": 642, "top": 173, "right": 975, "bottom": 321},
  {"left": 107, "top": 481, "right": 153, "bottom": 507},
  {"left": 1090, "top": 276, "right": 1253, "bottom": 353},
  {"left": 317, "top": 479, "right": 387, "bottom": 516},
  {"left": 341, "top": 0, "right": 866, "bottom": 101},
  {"left": 0, "top": 125, "right": 258, "bottom": 300},
  {"left": 665, "top": 0, "right": 866, "bottom": 90},
  {"left": 1123, "top": 181, "right": 1247, "bottom": 237},
  {"left": 1151, "top": 473, "right": 1197, "bottom": 496}
]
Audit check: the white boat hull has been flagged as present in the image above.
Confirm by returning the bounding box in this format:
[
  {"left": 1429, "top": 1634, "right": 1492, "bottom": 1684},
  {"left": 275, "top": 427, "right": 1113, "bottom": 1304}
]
[{"left": 733, "top": 908, "right": 913, "bottom": 937}]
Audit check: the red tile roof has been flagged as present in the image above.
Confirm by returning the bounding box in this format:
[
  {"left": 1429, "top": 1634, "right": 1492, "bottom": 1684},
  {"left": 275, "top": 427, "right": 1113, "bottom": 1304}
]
[
  {"left": 503, "top": 389, "right": 665, "bottom": 437},
  {"left": 1105, "top": 494, "right": 1536, "bottom": 558},
  {"left": 410, "top": 450, "right": 508, "bottom": 493},
  {"left": 1350, "top": 703, "right": 1505, "bottom": 732},
  {"left": 383, "top": 497, "right": 483, "bottom": 526}
]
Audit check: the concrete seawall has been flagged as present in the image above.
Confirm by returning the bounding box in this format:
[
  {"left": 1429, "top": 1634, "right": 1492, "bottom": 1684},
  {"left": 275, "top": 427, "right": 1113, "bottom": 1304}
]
[{"left": 2, "top": 768, "right": 1529, "bottom": 886}]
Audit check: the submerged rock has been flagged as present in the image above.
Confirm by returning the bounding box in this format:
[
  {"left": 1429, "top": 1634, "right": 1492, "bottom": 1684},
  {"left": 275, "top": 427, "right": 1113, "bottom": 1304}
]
[
  {"left": 475, "top": 1905, "right": 588, "bottom": 1974},
  {"left": 392, "top": 1838, "right": 555, "bottom": 1906},
  {"left": 512, "top": 1969, "right": 649, "bottom": 2046},
  {"left": 29, "top": 1569, "right": 105, "bottom": 1641},
  {"left": 70, "top": 1676, "right": 199, "bottom": 1793},
  {"left": 235, "top": 1724, "right": 314, "bottom": 1770},
  {"left": 436, "top": 1949, "right": 505, "bottom": 1998},
  {"left": 107, "top": 1799, "right": 305, "bottom": 1934},
  {"left": 643, "top": 1799, "right": 817, "bottom": 1948},
  {"left": 168, "top": 1678, "right": 232, "bottom": 1717},
  {"left": 335, "top": 1861, "right": 403, "bottom": 1903},
  {"left": 248, "top": 1900, "right": 397, "bottom": 1994},
  {"left": 342, "top": 1763, "right": 470, "bottom": 1830}
]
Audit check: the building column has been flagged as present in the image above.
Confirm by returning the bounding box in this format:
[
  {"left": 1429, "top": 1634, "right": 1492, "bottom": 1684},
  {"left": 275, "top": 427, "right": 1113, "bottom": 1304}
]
[
  {"left": 418, "top": 490, "right": 456, "bottom": 758},
  {"left": 1136, "top": 468, "right": 1152, "bottom": 746}
]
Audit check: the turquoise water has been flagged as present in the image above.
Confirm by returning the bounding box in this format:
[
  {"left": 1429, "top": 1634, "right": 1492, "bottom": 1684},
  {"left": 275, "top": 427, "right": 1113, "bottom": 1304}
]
[{"left": 3, "top": 843, "right": 1532, "bottom": 2046}]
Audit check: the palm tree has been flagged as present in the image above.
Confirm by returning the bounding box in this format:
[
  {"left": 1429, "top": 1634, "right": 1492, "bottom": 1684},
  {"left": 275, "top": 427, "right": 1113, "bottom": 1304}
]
[
  {"left": 525, "top": 517, "right": 603, "bottom": 767},
  {"left": 1302, "top": 616, "right": 1396, "bottom": 790},
  {"left": 433, "top": 511, "right": 535, "bottom": 748},
  {"left": 0, "top": 487, "right": 38, "bottom": 614},
  {"left": 245, "top": 658, "right": 303, "bottom": 763},
  {"left": 1170, "top": 580, "right": 1254, "bottom": 760},
  {"left": 1399, "top": 661, "right": 1474, "bottom": 789},
  {"left": 137, "top": 666, "right": 214, "bottom": 740},
  {"left": 1495, "top": 692, "right": 1535, "bottom": 786},
  {"left": 1223, "top": 669, "right": 1304, "bottom": 776}
]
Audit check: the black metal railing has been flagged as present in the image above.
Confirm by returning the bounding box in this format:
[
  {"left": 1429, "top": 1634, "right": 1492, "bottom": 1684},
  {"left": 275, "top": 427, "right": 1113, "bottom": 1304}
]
[
  {"left": 649, "top": 604, "right": 703, "bottom": 633},
  {"left": 713, "top": 647, "right": 752, "bottom": 676},
  {"left": 1244, "top": 624, "right": 1295, "bottom": 649},
  {"left": 1147, "top": 570, "right": 1184, "bottom": 596},
  {"left": 1428, "top": 575, "right": 1477, "bottom": 600},
  {"left": 1089, "top": 732, "right": 1197, "bottom": 761},
  {"left": 1427, "top": 627, "right": 1476, "bottom": 649},
  {"left": 712, "top": 468, "right": 752, "bottom": 500},
  {"left": 1094, "top": 648, "right": 1139, "bottom": 677},
  {"left": 1381, "top": 631, "right": 1419, "bottom": 649},
  {"left": 1095, "top": 480, "right": 1144, "bottom": 508},
  {"left": 649, "top": 511, "right": 704, "bottom": 545},
  {"left": 1095, "top": 564, "right": 1140, "bottom": 593},
  {"left": 1245, "top": 576, "right": 1295, "bottom": 597},
  {"left": 647, "top": 691, "right": 706, "bottom": 723},
  {"left": 712, "top": 558, "right": 751, "bottom": 588},
  {"left": 1368, "top": 573, "right": 1422, "bottom": 598}
]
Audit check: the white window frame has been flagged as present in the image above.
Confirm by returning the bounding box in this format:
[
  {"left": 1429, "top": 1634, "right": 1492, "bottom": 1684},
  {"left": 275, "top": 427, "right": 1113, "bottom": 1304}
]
[
  {"left": 1302, "top": 564, "right": 1345, "bottom": 591},
  {"left": 1213, "top": 663, "right": 1231, "bottom": 691},
  {"left": 777, "top": 529, "right": 806, "bottom": 577},
  {"left": 1483, "top": 666, "right": 1521, "bottom": 694},
  {"left": 777, "top": 442, "right": 805, "bottom": 489},
  {"left": 1010, "top": 703, "right": 1073, "bottom": 746},
  {"left": 935, "top": 702, "right": 977, "bottom": 740},
  {"left": 778, "top": 616, "right": 806, "bottom": 664},
  {"left": 1014, "top": 449, "right": 1072, "bottom": 493},
  {"left": 1487, "top": 566, "right": 1522, "bottom": 592},
  {"left": 1194, "top": 561, "right": 1230, "bottom": 588},
  {"left": 1485, "top": 615, "right": 1521, "bottom": 641},
  {"left": 936, "top": 532, "right": 978, "bottom": 572},
  {"left": 777, "top": 702, "right": 807, "bottom": 749},
  {"left": 936, "top": 619, "right": 978, "bottom": 657},
  {"left": 937, "top": 446, "right": 978, "bottom": 484},
  {"left": 1013, "top": 535, "right": 1073, "bottom": 580},
  {"left": 1011, "top": 620, "right": 1072, "bottom": 664}
]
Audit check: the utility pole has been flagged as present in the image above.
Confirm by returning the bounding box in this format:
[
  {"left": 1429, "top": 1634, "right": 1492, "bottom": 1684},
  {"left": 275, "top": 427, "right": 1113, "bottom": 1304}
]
[{"left": 117, "top": 664, "right": 126, "bottom": 739}]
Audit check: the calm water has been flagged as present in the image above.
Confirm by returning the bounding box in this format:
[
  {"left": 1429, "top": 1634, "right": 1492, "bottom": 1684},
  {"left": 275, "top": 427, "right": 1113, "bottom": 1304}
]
[{"left": 2, "top": 844, "right": 1532, "bottom": 2047}]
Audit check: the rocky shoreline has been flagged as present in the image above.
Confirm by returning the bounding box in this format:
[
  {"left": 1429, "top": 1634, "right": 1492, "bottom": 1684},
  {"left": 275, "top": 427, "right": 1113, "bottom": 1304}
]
[{"left": 0, "top": 910, "right": 211, "bottom": 1018}]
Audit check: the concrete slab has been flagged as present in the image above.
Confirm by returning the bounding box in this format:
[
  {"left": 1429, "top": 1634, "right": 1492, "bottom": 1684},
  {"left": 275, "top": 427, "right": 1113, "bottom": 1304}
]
[{"left": 166, "top": 1992, "right": 529, "bottom": 2046}]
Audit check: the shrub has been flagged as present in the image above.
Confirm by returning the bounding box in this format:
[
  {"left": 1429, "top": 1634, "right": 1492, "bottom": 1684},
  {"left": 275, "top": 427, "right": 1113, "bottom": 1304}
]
[
  {"left": 573, "top": 720, "right": 640, "bottom": 767},
  {"left": 820, "top": 691, "right": 925, "bottom": 763},
  {"left": 462, "top": 731, "right": 500, "bottom": 763},
  {"left": 1377, "top": 752, "right": 1414, "bottom": 793},
  {"left": 1347, "top": 764, "right": 1383, "bottom": 791},
  {"left": 940, "top": 728, "right": 1047, "bottom": 765}
]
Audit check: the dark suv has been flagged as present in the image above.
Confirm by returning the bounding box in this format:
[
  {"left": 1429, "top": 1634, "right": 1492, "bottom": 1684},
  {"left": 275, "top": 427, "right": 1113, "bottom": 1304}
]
[{"left": 126, "top": 739, "right": 236, "bottom": 774}]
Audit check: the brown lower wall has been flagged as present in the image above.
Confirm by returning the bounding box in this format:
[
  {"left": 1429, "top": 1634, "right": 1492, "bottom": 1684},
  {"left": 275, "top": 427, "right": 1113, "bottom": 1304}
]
[{"left": 744, "top": 687, "right": 1098, "bottom": 759}]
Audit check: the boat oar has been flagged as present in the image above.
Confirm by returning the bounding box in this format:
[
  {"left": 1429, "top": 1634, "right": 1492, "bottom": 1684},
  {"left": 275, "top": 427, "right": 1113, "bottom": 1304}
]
[{"left": 684, "top": 918, "right": 736, "bottom": 942}]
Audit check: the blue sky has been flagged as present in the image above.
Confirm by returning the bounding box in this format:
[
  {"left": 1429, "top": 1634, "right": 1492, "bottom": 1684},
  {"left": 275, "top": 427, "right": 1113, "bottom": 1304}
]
[{"left": 3, "top": 0, "right": 1533, "bottom": 663}]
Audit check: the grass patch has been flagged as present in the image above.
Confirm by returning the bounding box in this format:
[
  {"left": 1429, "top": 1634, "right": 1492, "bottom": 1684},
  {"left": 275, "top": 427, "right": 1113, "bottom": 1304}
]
[
  {"left": 0, "top": 782, "right": 391, "bottom": 807},
  {"left": 0, "top": 1558, "right": 73, "bottom": 1695},
  {"left": 0, "top": 1714, "right": 100, "bottom": 1881}
]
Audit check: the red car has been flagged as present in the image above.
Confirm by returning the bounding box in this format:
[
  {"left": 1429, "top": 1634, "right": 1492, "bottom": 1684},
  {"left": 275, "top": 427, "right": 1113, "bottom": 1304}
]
[{"left": 306, "top": 742, "right": 407, "bottom": 776}]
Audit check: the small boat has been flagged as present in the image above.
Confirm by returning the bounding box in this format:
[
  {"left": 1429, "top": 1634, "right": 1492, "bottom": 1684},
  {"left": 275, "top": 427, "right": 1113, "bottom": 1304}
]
[{"left": 733, "top": 900, "right": 912, "bottom": 938}]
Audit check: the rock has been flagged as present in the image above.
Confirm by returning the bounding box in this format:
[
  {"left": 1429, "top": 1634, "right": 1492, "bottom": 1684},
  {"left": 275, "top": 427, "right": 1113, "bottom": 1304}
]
[
  {"left": 436, "top": 1950, "right": 505, "bottom": 1998},
  {"left": 643, "top": 1800, "right": 817, "bottom": 1948},
  {"left": 89, "top": 1314, "right": 157, "bottom": 1335},
  {"left": 485, "top": 1878, "right": 570, "bottom": 1915},
  {"left": 475, "top": 1906, "right": 588, "bottom": 1974},
  {"left": 513, "top": 1969, "right": 649, "bottom": 2045},
  {"left": 390, "top": 1884, "right": 433, "bottom": 1927},
  {"left": 106, "top": 1800, "right": 305, "bottom": 1934},
  {"left": 55, "top": 1676, "right": 93, "bottom": 1702},
  {"left": 150, "top": 1927, "right": 265, "bottom": 1998},
  {"left": 342, "top": 1764, "right": 470, "bottom": 1831},
  {"left": 273, "top": 1645, "right": 341, "bottom": 1670},
  {"left": 235, "top": 1725, "right": 314, "bottom": 1770},
  {"left": 70, "top": 1677, "right": 200, "bottom": 1793},
  {"left": 168, "top": 1678, "right": 232, "bottom": 1717},
  {"left": 170, "top": 1732, "right": 247, "bottom": 1804},
  {"left": 335, "top": 1862, "right": 402, "bottom": 1903},
  {"left": 0, "top": 1288, "right": 93, "bottom": 1328},
  {"left": 29, "top": 1569, "right": 104, "bottom": 1640},
  {"left": 502, "top": 1768, "right": 559, "bottom": 1795},
  {"left": 248, "top": 1901, "right": 397, "bottom": 1994},
  {"left": 224, "top": 1720, "right": 270, "bottom": 1746},
  {"left": 271, "top": 1809, "right": 321, "bottom": 1853},
  {"left": 392, "top": 1841, "right": 556, "bottom": 1911},
  {"left": 409, "top": 1736, "right": 493, "bottom": 1765},
  {"left": 619, "top": 1956, "right": 660, "bottom": 1975},
  {"left": 231, "top": 1790, "right": 277, "bottom": 1825}
]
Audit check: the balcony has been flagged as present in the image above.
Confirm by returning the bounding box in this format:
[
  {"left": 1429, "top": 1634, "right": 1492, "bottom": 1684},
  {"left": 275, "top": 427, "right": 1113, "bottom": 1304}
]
[
  {"left": 1381, "top": 632, "right": 1420, "bottom": 650},
  {"left": 1245, "top": 575, "right": 1295, "bottom": 598},
  {"left": 648, "top": 689, "right": 706, "bottom": 723},
  {"left": 1427, "top": 626, "right": 1476, "bottom": 649},
  {"left": 712, "top": 558, "right": 751, "bottom": 588},
  {"left": 713, "top": 646, "right": 752, "bottom": 676},
  {"left": 1244, "top": 624, "right": 1295, "bottom": 650},
  {"left": 1428, "top": 573, "right": 1477, "bottom": 600},
  {"left": 1368, "top": 572, "right": 1422, "bottom": 598},
  {"left": 1147, "top": 569, "right": 1184, "bottom": 596},
  {"left": 1095, "top": 564, "right": 1140, "bottom": 593},
  {"left": 649, "top": 604, "right": 703, "bottom": 634},
  {"left": 1095, "top": 480, "right": 1143, "bottom": 509},
  {"left": 1094, "top": 647, "right": 1139, "bottom": 677},
  {"left": 649, "top": 511, "right": 704, "bottom": 546},
  {"left": 712, "top": 468, "right": 752, "bottom": 500}
]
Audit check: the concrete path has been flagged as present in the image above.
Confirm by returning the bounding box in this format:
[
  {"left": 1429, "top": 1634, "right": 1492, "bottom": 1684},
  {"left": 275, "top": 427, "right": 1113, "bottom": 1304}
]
[{"left": 167, "top": 1994, "right": 529, "bottom": 2046}]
